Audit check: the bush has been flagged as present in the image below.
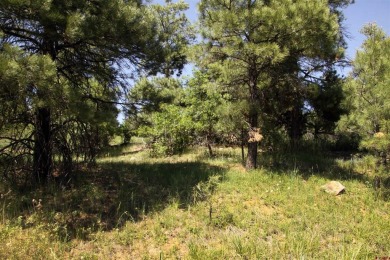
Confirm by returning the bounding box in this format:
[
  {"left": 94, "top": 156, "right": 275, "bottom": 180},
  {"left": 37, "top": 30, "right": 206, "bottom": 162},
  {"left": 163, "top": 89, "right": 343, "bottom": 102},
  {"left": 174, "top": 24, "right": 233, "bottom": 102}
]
[{"left": 140, "top": 104, "right": 194, "bottom": 157}]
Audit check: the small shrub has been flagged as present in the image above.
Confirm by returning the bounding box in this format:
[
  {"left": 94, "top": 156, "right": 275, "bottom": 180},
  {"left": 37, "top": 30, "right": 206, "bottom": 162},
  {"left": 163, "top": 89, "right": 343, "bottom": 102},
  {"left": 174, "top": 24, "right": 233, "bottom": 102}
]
[{"left": 192, "top": 175, "right": 221, "bottom": 204}]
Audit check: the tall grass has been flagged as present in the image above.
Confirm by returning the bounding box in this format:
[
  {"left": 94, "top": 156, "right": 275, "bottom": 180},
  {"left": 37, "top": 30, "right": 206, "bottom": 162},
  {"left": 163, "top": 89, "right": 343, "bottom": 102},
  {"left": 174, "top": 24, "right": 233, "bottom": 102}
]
[{"left": 0, "top": 143, "right": 389, "bottom": 259}]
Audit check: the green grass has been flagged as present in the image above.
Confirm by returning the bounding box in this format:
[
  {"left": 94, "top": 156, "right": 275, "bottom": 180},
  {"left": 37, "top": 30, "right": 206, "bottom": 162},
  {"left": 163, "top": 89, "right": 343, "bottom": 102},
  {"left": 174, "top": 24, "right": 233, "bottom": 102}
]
[{"left": 0, "top": 144, "right": 389, "bottom": 259}]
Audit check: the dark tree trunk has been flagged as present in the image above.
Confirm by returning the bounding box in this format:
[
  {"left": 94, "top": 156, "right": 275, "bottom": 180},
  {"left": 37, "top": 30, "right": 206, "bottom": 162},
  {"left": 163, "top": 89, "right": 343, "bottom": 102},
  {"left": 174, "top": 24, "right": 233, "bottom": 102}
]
[
  {"left": 207, "top": 143, "right": 214, "bottom": 157},
  {"left": 33, "top": 107, "right": 52, "bottom": 185},
  {"left": 246, "top": 141, "right": 258, "bottom": 169},
  {"left": 246, "top": 75, "right": 259, "bottom": 170},
  {"left": 288, "top": 104, "right": 304, "bottom": 150},
  {"left": 32, "top": 30, "right": 57, "bottom": 185},
  {"left": 241, "top": 127, "right": 245, "bottom": 165},
  {"left": 206, "top": 134, "right": 214, "bottom": 157},
  {"left": 246, "top": 115, "right": 258, "bottom": 170}
]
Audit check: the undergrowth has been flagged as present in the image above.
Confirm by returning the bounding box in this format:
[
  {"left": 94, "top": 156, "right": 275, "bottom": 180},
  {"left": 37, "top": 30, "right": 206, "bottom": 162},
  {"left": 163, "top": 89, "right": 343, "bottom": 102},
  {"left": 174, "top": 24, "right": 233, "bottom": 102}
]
[{"left": 0, "top": 143, "right": 389, "bottom": 259}]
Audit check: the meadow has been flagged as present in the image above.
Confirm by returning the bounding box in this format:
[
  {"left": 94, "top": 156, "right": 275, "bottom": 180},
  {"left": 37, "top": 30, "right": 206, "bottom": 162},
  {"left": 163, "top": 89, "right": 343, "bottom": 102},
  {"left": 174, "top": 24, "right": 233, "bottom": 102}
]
[{"left": 0, "top": 140, "right": 389, "bottom": 259}]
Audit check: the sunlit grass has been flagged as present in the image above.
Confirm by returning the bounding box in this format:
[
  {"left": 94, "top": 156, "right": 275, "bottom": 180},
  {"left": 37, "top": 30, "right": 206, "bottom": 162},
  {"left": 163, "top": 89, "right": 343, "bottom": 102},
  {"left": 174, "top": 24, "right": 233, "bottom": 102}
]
[
  {"left": 66, "top": 165, "right": 389, "bottom": 259},
  {"left": 0, "top": 144, "right": 389, "bottom": 259}
]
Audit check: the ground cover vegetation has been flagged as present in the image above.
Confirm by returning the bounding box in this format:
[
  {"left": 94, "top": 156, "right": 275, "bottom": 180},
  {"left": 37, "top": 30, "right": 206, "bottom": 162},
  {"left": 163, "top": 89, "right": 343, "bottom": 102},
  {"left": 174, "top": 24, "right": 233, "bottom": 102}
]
[{"left": 0, "top": 0, "right": 389, "bottom": 258}]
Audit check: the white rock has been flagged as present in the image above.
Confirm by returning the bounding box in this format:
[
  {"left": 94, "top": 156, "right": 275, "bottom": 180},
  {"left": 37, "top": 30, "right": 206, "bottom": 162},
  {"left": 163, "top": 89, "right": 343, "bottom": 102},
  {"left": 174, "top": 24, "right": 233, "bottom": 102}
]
[{"left": 321, "top": 181, "right": 345, "bottom": 195}]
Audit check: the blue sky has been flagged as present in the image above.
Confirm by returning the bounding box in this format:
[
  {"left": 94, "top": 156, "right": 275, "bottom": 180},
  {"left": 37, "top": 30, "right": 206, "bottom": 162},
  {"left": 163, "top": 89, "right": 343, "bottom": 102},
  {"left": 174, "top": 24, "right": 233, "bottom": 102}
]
[
  {"left": 343, "top": 0, "right": 390, "bottom": 59},
  {"left": 154, "top": 0, "right": 390, "bottom": 63}
]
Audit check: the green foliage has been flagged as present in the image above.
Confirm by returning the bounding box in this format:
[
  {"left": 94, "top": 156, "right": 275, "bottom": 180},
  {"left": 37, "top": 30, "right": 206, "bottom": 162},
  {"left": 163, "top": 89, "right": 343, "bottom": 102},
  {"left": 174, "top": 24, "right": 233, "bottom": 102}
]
[
  {"left": 128, "top": 77, "right": 183, "bottom": 115},
  {"left": 127, "top": 71, "right": 242, "bottom": 156},
  {"left": 139, "top": 104, "right": 194, "bottom": 156},
  {"left": 0, "top": 45, "right": 57, "bottom": 110},
  {"left": 192, "top": 175, "right": 221, "bottom": 203},
  {"left": 0, "top": 0, "right": 189, "bottom": 185},
  {"left": 185, "top": 71, "right": 235, "bottom": 146},
  {"left": 338, "top": 24, "right": 390, "bottom": 159},
  {"left": 0, "top": 44, "right": 119, "bottom": 184},
  {"left": 196, "top": 0, "right": 347, "bottom": 167},
  {"left": 197, "top": 0, "right": 342, "bottom": 83},
  {"left": 360, "top": 133, "right": 390, "bottom": 162},
  {"left": 125, "top": 77, "right": 189, "bottom": 156},
  {"left": 306, "top": 69, "right": 346, "bottom": 136},
  {"left": 150, "top": 0, "right": 195, "bottom": 77}
]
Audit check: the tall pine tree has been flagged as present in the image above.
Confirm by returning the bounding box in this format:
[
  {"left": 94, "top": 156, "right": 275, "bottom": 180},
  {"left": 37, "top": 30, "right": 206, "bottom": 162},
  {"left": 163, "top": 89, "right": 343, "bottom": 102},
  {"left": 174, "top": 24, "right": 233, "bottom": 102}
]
[
  {"left": 197, "top": 0, "right": 343, "bottom": 169},
  {"left": 339, "top": 24, "right": 390, "bottom": 162},
  {"left": 0, "top": 0, "right": 186, "bottom": 185}
]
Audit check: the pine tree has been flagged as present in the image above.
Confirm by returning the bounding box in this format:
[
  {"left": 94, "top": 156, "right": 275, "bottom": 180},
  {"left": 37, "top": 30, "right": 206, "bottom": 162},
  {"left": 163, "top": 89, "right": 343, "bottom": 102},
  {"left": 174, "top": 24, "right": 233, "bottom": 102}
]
[
  {"left": 197, "top": 0, "right": 342, "bottom": 169},
  {"left": 339, "top": 24, "right": 390, "bottom": 162},
  {"left": 0, "top": 0, "right": 186, "bottom": 185}
]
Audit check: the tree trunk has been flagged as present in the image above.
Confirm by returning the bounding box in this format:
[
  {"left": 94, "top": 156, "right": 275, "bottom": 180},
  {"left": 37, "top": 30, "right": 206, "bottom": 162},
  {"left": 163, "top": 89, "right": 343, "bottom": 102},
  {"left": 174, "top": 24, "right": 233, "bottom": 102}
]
[
  {"left": 206, "top": 134, "right": 214, "bottom": 157},
  {"left": 241, "top": 127, "right": 245, "bottom": 165},
  {"left": 33, "top": 107, "right": 52, "bottom": 185},
  {"left": 246, "top": 141, "right": 258, "bottom": 169},
  {"left": 207, "top": 143, "right": 214, "bottom": 157},
  {"left": 246, "top": 115, "right": 258, "bottom": 169},
  {"left": 32, "top": 30, "right": 56, "bottom": 185},
  {"left": 246, "top": 74, "right": 259, "bottom": 170},
  {"left": 288, "top": 104, "right": 303, "bottom": 150}
]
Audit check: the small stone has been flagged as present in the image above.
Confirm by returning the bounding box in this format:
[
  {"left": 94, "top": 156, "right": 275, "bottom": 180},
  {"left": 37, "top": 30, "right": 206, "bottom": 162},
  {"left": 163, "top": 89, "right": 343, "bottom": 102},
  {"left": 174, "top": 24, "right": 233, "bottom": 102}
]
[{"left": 321, "top": 181, "right": 345, "bottom": 195}]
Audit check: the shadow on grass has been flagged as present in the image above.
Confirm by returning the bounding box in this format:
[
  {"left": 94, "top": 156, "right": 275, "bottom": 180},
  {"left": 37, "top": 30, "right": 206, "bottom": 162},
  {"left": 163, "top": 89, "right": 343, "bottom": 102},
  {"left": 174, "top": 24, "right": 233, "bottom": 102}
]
[
  {"left": 258, "top": 151, "right": 366, "bottom": 181},
  {"left": 94, "top": 161, "right": 225, "bottom": 223},
  {"left": 1, "top": 160, "right": 225, "bottom": 241},
  {"left": 257, "top": 150, "right": 390, "bottom": 200},
  {"left": 202, "top": 145, "right": 389, "bottom": 200}
]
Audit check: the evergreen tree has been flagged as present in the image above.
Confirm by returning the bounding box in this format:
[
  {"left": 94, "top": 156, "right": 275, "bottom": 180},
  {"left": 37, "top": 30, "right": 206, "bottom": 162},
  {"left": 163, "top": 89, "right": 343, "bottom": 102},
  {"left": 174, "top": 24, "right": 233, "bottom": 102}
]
[
  {"left": 185, "top": 70, "right": 226, "bottom": 157},
  {"left": 306, "top": 69, "right": 346, "bottom": 137},
  {"left": 125, "top": 76, "right": 184, "bottom": 139},
  {"left": 0, "top": 0, "right": 186, "bottom": 185},
  {"left": 338, "top": 24, "right": 390, "bottom": 162},
  {"left": 197, "top": 0, "right": 342, "bottom": 169},
  {"left": 150, "top": 0, "right": 195, "bottom": 77},
  {"left": 122, "top": 0, "right": 193, "bottom": 151}
]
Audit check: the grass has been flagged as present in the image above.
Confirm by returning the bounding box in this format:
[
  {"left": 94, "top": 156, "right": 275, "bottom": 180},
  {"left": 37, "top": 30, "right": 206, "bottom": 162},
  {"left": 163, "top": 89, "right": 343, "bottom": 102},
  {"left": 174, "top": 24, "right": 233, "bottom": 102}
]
[{"left": 0, "top": 142, "right": 389, "bottom": 259}]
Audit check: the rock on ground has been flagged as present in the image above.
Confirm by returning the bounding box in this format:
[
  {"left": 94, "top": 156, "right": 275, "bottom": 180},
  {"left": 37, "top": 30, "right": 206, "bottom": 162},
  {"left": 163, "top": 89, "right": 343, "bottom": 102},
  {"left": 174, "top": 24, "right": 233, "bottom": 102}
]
[{"left": 321, "top": 181, "right": 345, "bottom": 195}]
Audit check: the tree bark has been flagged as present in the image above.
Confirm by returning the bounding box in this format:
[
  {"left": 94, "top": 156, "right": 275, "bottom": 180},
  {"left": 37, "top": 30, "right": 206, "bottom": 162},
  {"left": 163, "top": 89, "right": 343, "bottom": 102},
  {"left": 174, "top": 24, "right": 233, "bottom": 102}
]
[
  {"left": 241, "top": 127, "right": 245, "bottom": 165},
  {"left": 206, "top": 134, "right": 214, "bottom": 157},
  {"left": 33, "top": 107, "right": 52, "bottom": 185},
  {"left": 207, "top": 143, "right": 214, "bottom": 157},
  {"left": 246, "top": 74, "right": 259, "bottom": 170},
  {"left": 288, "top": 104, "right": 303, "bottom": 150},
  {"left": 246, "top": 115, "right": 258, "bottom": 170},
  {"left": 32, "top": 28, "right": 56, "bottom": 185}
]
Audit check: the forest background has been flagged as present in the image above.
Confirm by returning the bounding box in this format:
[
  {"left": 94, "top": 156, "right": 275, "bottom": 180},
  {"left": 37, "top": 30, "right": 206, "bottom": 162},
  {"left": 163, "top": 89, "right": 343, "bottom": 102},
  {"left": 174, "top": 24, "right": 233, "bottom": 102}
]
[{"left": 0, "top": 0, "right": 389, "bottom": 258}]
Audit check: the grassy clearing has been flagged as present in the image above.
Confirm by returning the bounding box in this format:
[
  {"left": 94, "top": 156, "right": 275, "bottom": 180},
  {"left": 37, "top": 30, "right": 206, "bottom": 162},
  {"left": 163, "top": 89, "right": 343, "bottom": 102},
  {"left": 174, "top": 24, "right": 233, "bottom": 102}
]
[{"left": 0, "top": 143, "right": 389, "bottom": 259}]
